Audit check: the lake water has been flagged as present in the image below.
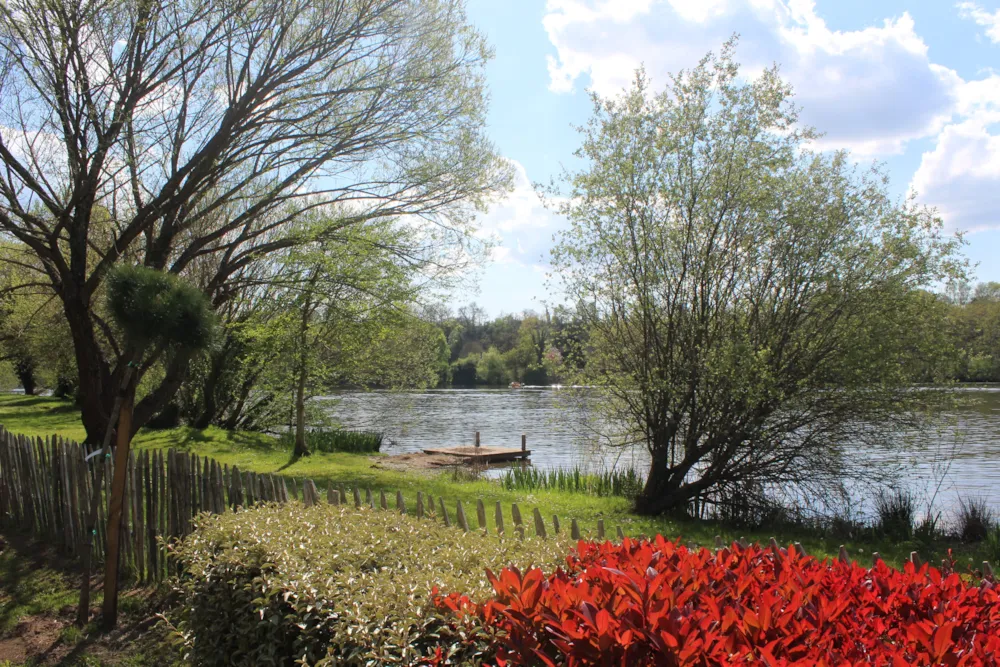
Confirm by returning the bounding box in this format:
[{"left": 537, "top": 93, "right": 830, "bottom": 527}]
[{"left": 318, "top": 387, "right": 1000, "bottom": 518}]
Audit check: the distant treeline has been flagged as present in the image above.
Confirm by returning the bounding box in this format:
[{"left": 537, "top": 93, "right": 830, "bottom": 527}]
[
  {"left": 419, "top": 302, "right": 590, "bottom": 387},
  {"left": 942, "top": 281, "right": 1000, "bottom": 382}
]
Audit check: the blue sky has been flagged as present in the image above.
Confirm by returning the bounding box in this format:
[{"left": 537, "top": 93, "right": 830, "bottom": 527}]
[{"left": 455, "top": 0, "right": 1000, "bottom": 316}]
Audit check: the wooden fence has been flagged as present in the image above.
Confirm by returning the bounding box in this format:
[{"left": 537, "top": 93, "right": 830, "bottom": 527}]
[
  {"left": 1, "top": 426, "right": 996, "bottom": 587},
  {"left": 0, "top": 425, "right": 628, "bottom": 585}
]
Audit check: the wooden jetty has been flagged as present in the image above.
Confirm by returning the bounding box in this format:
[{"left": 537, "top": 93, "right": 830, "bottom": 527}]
[{"left": 423, "top": 432, "right": 531, "bottom": 463}]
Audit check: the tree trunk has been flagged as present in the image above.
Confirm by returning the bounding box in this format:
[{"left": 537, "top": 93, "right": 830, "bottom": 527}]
[
  {"left": 63, "top": 295, "right": 113, "bottom": 444},
  {"left": 14, "top": 356, "right": 36, "bottom": 396},
  {"left": 633, "top": 447, "right": 690, "bottom": 516},
  {"left": 293, "top": 359, "right": 309, "bottom": 457},
  {"left": 292, "top": 270, "right": 318, "bottom": 458},
  {"left": 101, "top": 386, "right": 134, "bottom": 630},
  {"left": 194, "top": 340, "right": 232, "bottom": 429},
  {"left": 77, "top": 354, "right": 135, "bottom": 627}
]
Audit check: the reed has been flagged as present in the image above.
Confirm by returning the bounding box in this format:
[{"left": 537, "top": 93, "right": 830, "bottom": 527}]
[
  {"left": 280, "top": 429, "right": 384, "bottom": 454},
  {"left": 497, "top": 465, "right": 644, "bottom": 499}
]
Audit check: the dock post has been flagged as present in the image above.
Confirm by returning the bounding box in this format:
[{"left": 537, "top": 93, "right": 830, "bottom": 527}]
[
  {"left": 475, "top": 431, "right": 480, "bottom": 449},
  {"left": 521, "top": 434, "right": 526, "bottom": 453}
]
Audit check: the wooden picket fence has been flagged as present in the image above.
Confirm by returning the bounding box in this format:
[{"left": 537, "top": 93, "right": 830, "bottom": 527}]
[
  {"left": 0, "top": 426, "right": 300, "bottom": 583},
  {"left": 0, "top": 425, "right": 625, "bottom": 586},
  {"left": 2, "top": 425, "right": 995, "bottom": 587}
]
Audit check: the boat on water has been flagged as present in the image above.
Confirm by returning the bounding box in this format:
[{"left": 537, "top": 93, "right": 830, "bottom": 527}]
[{"left": 509, "top": 381, "right": 522, "bottom": 389}]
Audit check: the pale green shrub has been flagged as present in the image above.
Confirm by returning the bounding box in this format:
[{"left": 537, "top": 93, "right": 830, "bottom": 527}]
[{"left": 171, "top": 503, "right": 574, "bottom": 666}]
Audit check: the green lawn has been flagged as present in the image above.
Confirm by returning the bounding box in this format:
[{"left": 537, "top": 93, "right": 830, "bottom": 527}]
[{"left": 0, "top": 393, "right": 991, "bottom": 570}]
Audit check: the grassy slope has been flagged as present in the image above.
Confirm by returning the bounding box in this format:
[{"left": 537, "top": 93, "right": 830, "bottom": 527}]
[{"left": 0, "top": 393, "right": 989, "bottom": 570}]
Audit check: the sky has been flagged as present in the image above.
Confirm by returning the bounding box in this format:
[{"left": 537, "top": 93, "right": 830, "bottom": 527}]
[{"left": 455, "top": 0, "right": 1000, "bottom": 317}]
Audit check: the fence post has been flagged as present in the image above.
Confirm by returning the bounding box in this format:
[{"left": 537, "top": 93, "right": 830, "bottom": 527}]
[
  {"left": 456, "top": 500, "right": 470, "bottom": 532},
  {"left": 494, "top": 501, "right": 504, "bottom": 535},
  {"left": 439, "top": 497, "right": 451, "bottom": 527},
  {"left": 571, "top": 518, "right": 581, "bottom": 540},
  {"left": 416, "top": 492, "right": 425, "bottom": 518},
  {"left": 533, "top": 508, "right": 546, "bottom": 538},
  {"left": 476, "top": 499, "right": 487, "bottom": 532},
  {"left": 396, "top": 490, "right": 405, "bottom": 514}
]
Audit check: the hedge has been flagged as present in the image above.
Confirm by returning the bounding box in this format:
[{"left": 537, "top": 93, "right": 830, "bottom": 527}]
[{"left": 169, "top": 502, "right": 573, "bottom": 666}]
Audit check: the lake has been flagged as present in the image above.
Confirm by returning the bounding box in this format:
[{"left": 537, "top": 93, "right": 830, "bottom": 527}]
[{"left": 318, "top": 386, "right": 1000, "bottom": 518}]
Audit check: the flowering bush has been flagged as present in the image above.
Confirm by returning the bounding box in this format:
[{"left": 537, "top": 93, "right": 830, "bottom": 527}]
[{"left": 435, "top": 537, "right": 1000, "bottom": 666}]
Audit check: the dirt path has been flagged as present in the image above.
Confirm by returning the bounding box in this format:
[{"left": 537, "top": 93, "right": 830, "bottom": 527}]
[{"left": 369, "top": 452, "right": 468, "bottom": 473}]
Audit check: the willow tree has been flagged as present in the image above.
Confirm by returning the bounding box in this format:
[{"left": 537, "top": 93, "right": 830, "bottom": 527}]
[
  {"left": 549, "top": 41, "right": 966, "bottom": 517},
  {"left": 0, "top": 0, "right": 509, "bottom": 443}
]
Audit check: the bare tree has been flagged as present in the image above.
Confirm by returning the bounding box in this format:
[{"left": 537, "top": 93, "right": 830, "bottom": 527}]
[
  {"left": 0, "top": 0, "right": 509, "bottom": 442},
  {"left": 549, "top": 42, "right": 967, "bottom": 517}
]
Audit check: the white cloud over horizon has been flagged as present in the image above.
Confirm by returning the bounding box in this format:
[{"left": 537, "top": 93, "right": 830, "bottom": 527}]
[
  {"left": 539, "top": 0, "right": 1000, "bottom": 233},
  {"left": 543, "top": 0, "right": 961, "bottom": 156}
]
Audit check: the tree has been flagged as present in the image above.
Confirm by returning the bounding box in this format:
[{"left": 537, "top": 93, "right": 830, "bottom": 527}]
[
  {"left": 0, "top": 244, "right": 75, "bottom": 395},
  {"left": 0, "top": 0, "right": 510, "bottom": 442},
  {"left": 548, "top": 42, "right": 966, "bottom": 517},
  {"left": 78, "top": 265, "right": 214, "bottom": 629},
  {"left": 476, "top": 346, "right": 507, "bottom": 385}
]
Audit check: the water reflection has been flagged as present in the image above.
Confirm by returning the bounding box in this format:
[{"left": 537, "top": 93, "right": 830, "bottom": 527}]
[{"left": 318, "top": 387, "right": 1000, "bottom": 516}]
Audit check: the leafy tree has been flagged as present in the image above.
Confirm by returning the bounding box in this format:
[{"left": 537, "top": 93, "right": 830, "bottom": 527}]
[
  {"left": 0, "top": 0, "right": 510, "bottom": 442},
  {"left": 476, "top": 346, "right": 508, "bottom": 385},
  {"left": 548, "top": 42, "right": 966, "bottom": 516},
  {"left": 79, "top": 265, "right": 214, "bottom": 629},
  {"left": 0, "top": 245, "right": 75, "bottom": 395}
]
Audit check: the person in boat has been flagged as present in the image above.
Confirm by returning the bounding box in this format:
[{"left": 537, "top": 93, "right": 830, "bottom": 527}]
[{"left": 509, "top": 381, "right": 522, "bottom": 389}]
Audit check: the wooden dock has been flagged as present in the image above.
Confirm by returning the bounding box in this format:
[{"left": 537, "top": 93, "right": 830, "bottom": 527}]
[{"left": 421, "top": 446, "right": 531, "bottom": 463}]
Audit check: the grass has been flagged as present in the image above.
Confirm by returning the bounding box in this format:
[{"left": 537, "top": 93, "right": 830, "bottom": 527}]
[
  {"left": 0, "top": 536, "right": 86, "bottom": 635},
  {"left": 0, "top": 393, "right": 994, "bottom": 571},
  {"left": 0, "top": 531, "right": 168, "bottom": 666}
]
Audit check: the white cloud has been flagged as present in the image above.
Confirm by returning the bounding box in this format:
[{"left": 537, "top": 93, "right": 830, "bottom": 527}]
[
  {"left": 958, "top": 1, "right": 1000, "bottom": 43},
  {"left": 542, "top": 0, "right": 961, "bottom": 156},
  {"left": 911, "top": 119, "right": 1000, "bottom": 233},
  {"left": 475, "top": 159, "right": 568, "bottom": 269}
]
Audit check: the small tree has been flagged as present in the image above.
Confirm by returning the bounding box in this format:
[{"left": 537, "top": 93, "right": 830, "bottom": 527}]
[
  {"left": 477, "top": 346, "right": 508, "bottom": 385},
  {"left": 78, "top": 266, "right": 214, "bottom": 629},
  {"left": 549, "top": 41, "right": 966, "bottom": 517}
]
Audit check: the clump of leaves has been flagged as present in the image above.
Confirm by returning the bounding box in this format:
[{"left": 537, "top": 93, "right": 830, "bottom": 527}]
[
  {"left": 107, "top": 265, "right": 215, "bottom": 349},
  {"left": 170, "top": 503, "right": 574, "bottom": 666}
]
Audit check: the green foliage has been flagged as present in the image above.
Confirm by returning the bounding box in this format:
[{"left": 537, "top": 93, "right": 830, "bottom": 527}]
[
  {"left": 278, "top": 429, "right": 383, "bottom": 453},
  {"left": 106, "top": 265, "right": 215, "bottom": 350},
  {"left": 498, "top": 465, "right": 644, "bottom": 499},
  {"left": 476, "top": 346, "right": 508, "bottom": 385},
  {"left": 171, "top": 504, "right": 573, "bottom": 666}
]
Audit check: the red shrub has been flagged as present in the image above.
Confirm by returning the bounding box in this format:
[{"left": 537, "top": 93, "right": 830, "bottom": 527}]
[{"left": 434, "top": 538, "right": 1000, "bottom": 666}]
